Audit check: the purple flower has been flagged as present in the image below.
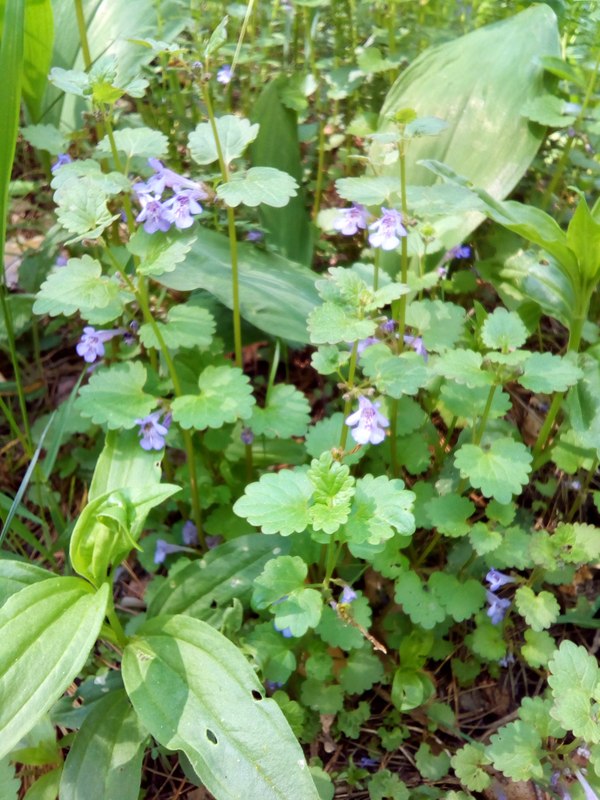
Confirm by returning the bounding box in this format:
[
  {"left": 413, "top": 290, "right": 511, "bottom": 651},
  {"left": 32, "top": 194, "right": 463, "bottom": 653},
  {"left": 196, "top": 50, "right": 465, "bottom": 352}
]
[
  {"left": 134, "top": 411, "right": 170, "bottom": 451},
  {"left": 76, "top": 326, "right": 124, "bottom": 364},
  {"left": 241, "top": 427, "right": 254, "bottom": 445},
  {"left": 163, "top": 189, "right": 204, "bottom": 229},
  {"left": 341, "top": 586, "right": 357, "bottom": 604},
  {"left": 499, "top": 652, "right": 515, "bottom": 667},
  {"left": 273, "top": 620, "right": 294, "bottom": 638},
  {"left": 403, "top": 334, "right": 428, "bottom": 361},
  {"left": 217, "top": 64, "right": 233, "bottom": 85},
  {"left": 246, "top": 230, "right": 264, "bottom": 242},
  {"left": 443, "top": 244, "right": 471, "bottom": 263},
  {"left": 135, "top": 193, "right": 172, "bottom": 234},
  {"left": 368, "top": 208, "right": 407, "bottom": 250},
  {"left": 356, "top": 336, "right": 380, "bottom": 355},
  {"left": 575, "top": 770, "right": 600, "bottom": 800},
  {"left": 55, "top": 254, "right": 68, "bottom": 267},
  {"left": 51, "top": 153, "right": 72, "bottom": 173},
  {"left": 182, "top": 520, "right": 199, "bottom": 546},
  {"left": 486, "top": 591, "right": 511, "bottom": 625},
  {"left": 333, "top": 204, "right": 369, "bottom": 236},
  {"left": 358, "top": 757, "right": 379, "bottom": 768},
  {"left": 345, "top": 396, "right": 389, "bottom": 446},
  {"left": 265, "top": 680, "right": 283, "bottom": 691},
  {"left": 486, "top": 569, "right": 514, "bottom": 592},
  {"left": 136, "top": 158, "right": 207, "bottom": 197},
  {"left": 380, "top": 318, "right": 397, "bottom": 334},
  {"left": 154, "top": 539, "right": 195, "bottom": 564},
  {"left": 437, "top": 265, "right": 448, "bottom": 279},
  {"left": 206, "top": 534, "right": 223, "bottom": 549}
]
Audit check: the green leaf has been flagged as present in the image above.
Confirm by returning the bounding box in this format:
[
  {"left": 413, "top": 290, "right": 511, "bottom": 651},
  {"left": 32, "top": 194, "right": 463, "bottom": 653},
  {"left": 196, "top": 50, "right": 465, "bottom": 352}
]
[
  {"left": 156, "top": 228, "right": 319, "bottom": 344},
  {"left": 21, "top": 0, "right": 54, "bottom": 121},
  {"left": 454, "top": 438, "right": 533, "bottom": 504},
  {"left": 122, "top": 615, "right": 320, "bottom": 800},
  {"left": 250, "top": 78, "right": 313, "bottom": 264},
  {"left": 33, "top": 255, "right": 125, "bottom": 323},
  {"left": 451, "top": 743, "right": 491, "bottom": 792},
  {"left": 415, "top": 742, "right": 451, "bottom": 781},
  {"left": 487, "top": 720, "right": 544, "bottom": 781},
  {"left": 249, "top": 384, "right": 311, "bottom": 439},
  {"left": 316, "top": 596, "right": 372, "bottom": 651},
  {"left": 394, "top": 571, "right": 445, "bottom": 629},
  {"left": 548, "top": 640, "right": 600, "bottom": 742},
  {"left": 308, "top": 302, "right": 376, "bottom": 345},
  {"left": 171, "top": 365, "right": 254, "bottom": 430},
  {"left": 204, "top": 15, "right": 228, "bottom": 57},
  {"left": 335, "top": 176, "right": 399, "bottom": 206},
  {"left": 0, "top": 579, "right": 109, "bottom": 758},
  {"left": 273, "top": 588, "right": 323, "bottom": 636},
  {"left": 307, "top": 452, "right": 355, "bottom": 535},
  {"left": 148, "top": 535, "right": 289, "bottom": 621},
  {"left": 88, "top": 428, "right": 165, "bottom": 500},
  {"left": 429, "top": 573, "right": 485, "bottom": 622},
  {"left": 21, "top": 123, "right": 66, "bottom": 155},
  {"left": 391, "top": 667, "right": 434, "bottom": 712},
  {"left": 253, "top": 556, "right": 308, "bottom": 609},
  {"left": 60, "top": 690, "right": 146, "bottom": 800},
  {"left": 300, "top": 680, "right": 344, "bottom": 715},
  {"left": 0, "top": 758, "right": 19, "bottom": 800},
  {"left": 481, "top": 308, "right": 528, "bottom": 352},
  {"left": 74, "top": 362, "right": 156, "bottom": 430},
  {"left": 23, "top": 767, "right": 62, "bottom": 800},
  {"left": 139, "top": 303, "right": 215, "bottom": 351},
  {"left": 339, "top": 649, "right": 385, "bottom": 695},
  {"left": 519, "top": 352, "right": 583, "bottom": 393},
  {"left": 406, "top": 299, "right": 465, "bottom": 352},
  {"left": 336, "top": 701, "right": 371, "bottom": 738},
  {"left": 346, "top": 475, "right": 415, "bottom": 546},
  {"left": 246, "top": 623, "right": 297, "bottom": 684},
  {"left": 127, "top": 227, "right": 197, "bottom": 277},
  {"left": 425, "top": 494, "right": 475, "bottom": 538},
  {"left": 375, "top": 4, "right": 560, "bottom": 248},
  {"left": 521, "top": 629, "right": 556, "bottom": 669},
  {"left": 466, "top": 618, "right": 506, "bottom": 661},
  {"left": 360, "top": 345, "right": 429, "bottom": 398},
  {"left": 189, "top": 115, "right": 259, "bottom": 166},
  {"left": 217, "top": 167, "right": 298, "bottom": 208},
  {"left": 514, "top": 586, "right": 560, "bottom": 632},
  {"left": 54, "top": 177, "right": 120, "bottom": 242},
  {"left": 97, "top": 126, "right": 168, "bottom": 160},
  {"left": 0, "top": 559, "right": 54, "bottom": 608},
  {"left": 433, "top": 349, "right": 493, "bottom": 388},
  {"left": 522, "top": 93, "right": 576, "bottom": 127},
  {"left": 567, "top": 195, "right": 600, "bottom": 280},
  {"left": 233, "top": 470, "right": 313, "bottom": 535},
  {"left": 368, "top": 769, "right": 409, "bottom": 800}
]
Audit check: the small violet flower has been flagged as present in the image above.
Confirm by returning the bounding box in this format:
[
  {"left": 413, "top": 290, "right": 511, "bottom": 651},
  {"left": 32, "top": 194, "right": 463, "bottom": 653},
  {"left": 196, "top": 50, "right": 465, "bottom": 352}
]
[
  {"left": 163, "top": 189, "right": 204, "bottom": 229},
  {"left": 154, "top": 539, "right": 194, "bottom": 565},
  {"left": 499, "top": 652, "right": 515, "bottom": 668},
  {"left": 246, "top": 230, "right": 264, "bottom": 242},
  {"left": 486, "top": 590, "right": 511, "bottom": 626},
  {"left": 273, "top": 620, "right": 294, "bottom": 638},
  {"left": 135, "top": 411, "right": 170, "bottom": 451},
  {"left": 206, "top": 535, "right": 223, "bottom": 550},
  {"left": 403, "top": 334, "right": 428, "bottom": 361},
  {"left": 182, "top": 520, "right": 199, "bottom": 546},
  {"left": 141, "top": 157, "right": 207, "bottom": 196},
  {"left": 368, "top": 207, "right": 407, "bottom": 251},
  {"left": 76, "top": 326, "right": 124, "bottom": 364},
  {"left": 576, "top": 770, "right": 600, "bottom": 800},
  {"left": 358, "top": 757, "right": 379, "bottom": 768},
  {"left": 356, "top": 336, "right": 380, "bottom": 355},
  {"left": 442, "top": 244, "right": 471, "bottom": 262},
  {"left": 55, "top": 254, "right": 68, "bottom": 267},
  {"left": 345, "top": 395, "right": 389, "bottom": 446},
  {"left": 333, "top": 204, "right": 369, "bottom": 236},
  {"left": 340, "top": 586, "right": 357, "bottom": 604},
  {"left": 135, "top": 193, "right": 171, "bottom": 234},
  {"left": 51, "top": 153, "right": 72, "bottom": 173},
  {"left": 217, "top": 64, "right": 233, "bottom": 85},
  {"left": 241, "top": 427, "right": 254, "bottom": 445},
  {"left": 486, "top": 568, "right": 515, "bottom": 592}
]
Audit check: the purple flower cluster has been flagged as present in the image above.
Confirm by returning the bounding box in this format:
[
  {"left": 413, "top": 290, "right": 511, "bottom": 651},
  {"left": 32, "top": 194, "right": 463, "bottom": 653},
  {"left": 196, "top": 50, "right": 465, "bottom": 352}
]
[
  {"left": 76, "top": 326, "right": 124, "bottom": 364},
  {"left": 345, "top": 396, "right": 389, "bottom": 446},
  {"left": 332, "top": 204, "right": 408, "bottom": 250},
  {"left": 217, "top": 64, "right": 232, "bottom": 85},
  {"left": 485, "top": 569, "right": 515, "bottom": 625},
  {"left": 442, "top": 244, "right": 471, "bottom": 263},
  {"left": 134, "top": 158, "right": 207, "bottom": 234},
  {"left": 135, "top": 410, "right": 171, "bottom": 451}
]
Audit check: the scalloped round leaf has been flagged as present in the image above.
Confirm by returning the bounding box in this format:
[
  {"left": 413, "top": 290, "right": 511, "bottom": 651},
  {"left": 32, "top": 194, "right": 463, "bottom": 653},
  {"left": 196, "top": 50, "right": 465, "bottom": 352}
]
[
  {"left": 52, "top": 160, "right": 130, "bottom": 196},
  {"left": 487, "top": 720, "right": 544, "bottom": 782},
  {"left": 233, "top": 470, "right": 313, "bottom": 536},
  {"left": 128, "top": 228, "right": 197, "bottom": 277},
  {"left": 425, "top": 494, "right": 475, "bottom": 537},
  {"left": 394, "top": 571, "right": 445, "bottom": 629},
  {"left": 454, "top": 438, "right": 533, "bottom": 504},
  {"left": 21, "top": 124, "right": 68, "bottom": 155},
  {"left": 361, "top": 345, "right": 429, "bottom": 398},
  {"left": 308, "top": 302, "right": 376, "bottom": 345},
  {"left": 429, "top": 573, "right": 485, "bottom": 622},
  {"left": 514, "top": 586, "right": 559, "bottom": 632},
  {"left": 334, "top": 176, "right": 398, "bottom": 205},
  {"left": 74, "top": 362, "right": 156, "bottom": 430},
  {"left": 450, "top": 743, "right": 491, "bottom": 792},
  {"left": 481, "top": 308, "right": 528, "bottom": 351},
  {"left": 55, "top": 177, "right": 119, "bottom": 242},
  {"left": 519, "top": 352, "right": 583, "bottom": 393},
  {"left": 315, "top": 596, "right": 372, "bottom": 651},
  {"left": 171, "top": 365, "right": 255, "bottom": 430},
  {"left": 217, "top": 167, "right": 299, "bottom": 208},
  {"left": 273, "top": 588, "right": 323, "bottom": 637},
  {"left": 548, "top": 640, "right": 600, "bottom": 742},
  {"left": 96, "top": 126, "right": 168, "bottom": 159},
  {"left": 406, "top": 299, "right": 466, "bottom": 352},
  {"left": 33, "top": 256, "right": 125, "bottom": 323},
  {"left": 346, "top": 474, "right": 415, "bottom": 545},
  {"left": 433, "top": 349, "right": 494, "bottom": 388},
  {"left": 253, "top": 555, "right": 308, "bottom": 609},
  {"left": 339, "top": 649, "right": 385, "bottom": 695},
  {"left": 139, "top": 304, "right": 215, "bottom": 351},
  {"left": 249, "top": 384, "right": 311, "bottom": 439},
  {"left": 304, "top": 413, "right": 365, "bottom": 466},
  {"left": 188, "top": 116, "right": 259, "bottom": 165}
]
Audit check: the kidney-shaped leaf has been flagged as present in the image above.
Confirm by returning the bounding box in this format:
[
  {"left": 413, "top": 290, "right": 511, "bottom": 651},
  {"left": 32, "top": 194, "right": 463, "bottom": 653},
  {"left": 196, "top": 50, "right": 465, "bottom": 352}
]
[
  {"left": 60, "top": 689, "right": 147, "bottom": 800},
  {"left": 0, "top": 578, "right": 109, "bottom": 758},
  {"left": 122, "top": 615, "right": 319, "bottom": 800}
]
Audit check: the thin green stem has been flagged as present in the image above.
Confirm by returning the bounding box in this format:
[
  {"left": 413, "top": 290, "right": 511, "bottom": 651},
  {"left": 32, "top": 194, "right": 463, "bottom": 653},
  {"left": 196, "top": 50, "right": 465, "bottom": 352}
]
[
  {"left": 393, "top": 141, "right": 409, "bottom": 342},
  {"left": 311, "top": 119, "right": 326, "bottom": 220},
  {"left": 231, "top": 0, "right": 256, "bottom": 77},
  {"left": 74, "top": 0, "right": 92, "bottom": 70},
  {"left": 389, "top": 397, "right": 399, "bottom": 477},
  {"left": 566, "top": 456, "right": 598, "bottom": 522},
  {"left": 473, "top": 384, "right": 497, "bottom": 446},
  {"left": 339, "top": 341, "right": 359, "bottom": 452}
]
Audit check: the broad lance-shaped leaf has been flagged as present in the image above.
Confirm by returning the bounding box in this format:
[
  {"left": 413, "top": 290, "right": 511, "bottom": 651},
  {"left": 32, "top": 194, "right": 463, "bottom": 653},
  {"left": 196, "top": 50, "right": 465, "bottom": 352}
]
[
  {"left": 217, "top": 167, "right": 299, "bottom": 208},
  {"left": 454, "top": 438, "right": 533, "bottom": 504},
  {"left": 33, "top": 255, "right": 126, "bottom": 324},
  {"left": 0, "top": 560, "right": 54, "bottom": 608},
  {"left": 122, "top": 615, "right": 320, "bottom": 800},
  {"left": 0, "top": 579, "right": 109, "bottom": 758},
  {"left": 373, "top": 4, "right": 560, "bottom": 248},
  {"left": 74, "top": 362, "right": 156, "bottom": 430},
  {"left": 189, "top": 115, "right": 259, "bottom": 166},
  {"left": 171, "top": 365, "right": 255, "bottom": 430},
  {"left": 60, "top": 690, "right": 147, "bottom": 800}
]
